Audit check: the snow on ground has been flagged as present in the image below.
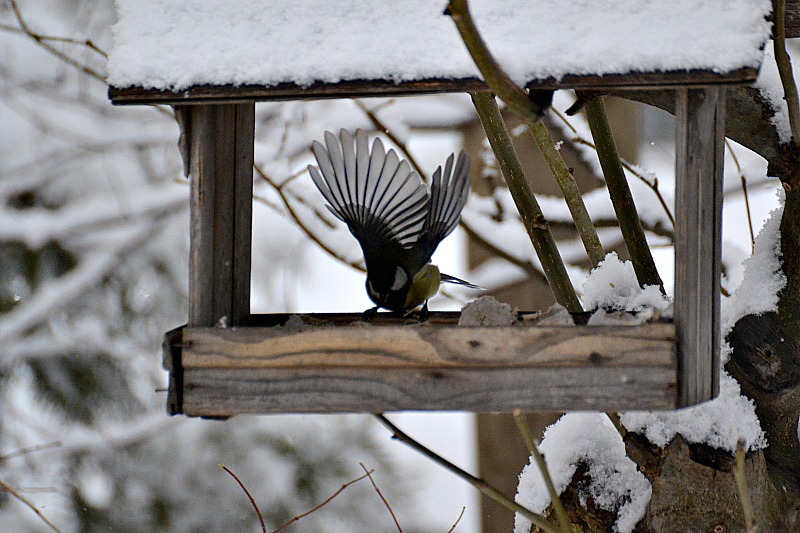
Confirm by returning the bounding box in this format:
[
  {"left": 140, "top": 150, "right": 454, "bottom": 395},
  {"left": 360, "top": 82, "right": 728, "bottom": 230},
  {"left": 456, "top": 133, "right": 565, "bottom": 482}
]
[{"left": 109, "top": 0, "right": 770, "bottom": 90}]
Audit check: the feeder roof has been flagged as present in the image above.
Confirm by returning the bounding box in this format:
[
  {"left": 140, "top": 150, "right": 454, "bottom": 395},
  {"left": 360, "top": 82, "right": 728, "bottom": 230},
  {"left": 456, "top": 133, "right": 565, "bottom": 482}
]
[{"left": 108, "top": 0, "right": 772, "bottom": 104}]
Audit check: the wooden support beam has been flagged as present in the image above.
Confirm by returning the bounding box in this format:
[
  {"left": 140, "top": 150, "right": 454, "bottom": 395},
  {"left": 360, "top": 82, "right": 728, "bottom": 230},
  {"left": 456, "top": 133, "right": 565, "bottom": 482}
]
[
  {"left": 108, "top": 68, "right": 757, "bottom": 106},
  {"left": 674, "top": 88, "right": 725, "bottom": 407},
  {"left": 181, "top": 104, "right": 254, "bottom": 328},
  {"left": 163, "top": 317, "right": 678, "bottom": 416}
]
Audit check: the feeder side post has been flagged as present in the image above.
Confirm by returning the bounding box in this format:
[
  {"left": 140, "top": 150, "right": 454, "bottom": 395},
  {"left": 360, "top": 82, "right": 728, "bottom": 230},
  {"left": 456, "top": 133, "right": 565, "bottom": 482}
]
[
  {"left": 182, "top": 104, "right": 255, "bottom": 328},
  {"left": 674, "top": 87, "right": 725, "bottom": 407}
]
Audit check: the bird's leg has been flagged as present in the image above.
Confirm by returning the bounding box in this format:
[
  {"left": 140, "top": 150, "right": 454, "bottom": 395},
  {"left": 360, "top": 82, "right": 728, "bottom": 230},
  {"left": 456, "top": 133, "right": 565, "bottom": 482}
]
[
  {"left": 361, "top": 306, "right": 380, "bottom": 321},
  {"left": 419, "top": 301, "right": 430, "bottom": 322}
]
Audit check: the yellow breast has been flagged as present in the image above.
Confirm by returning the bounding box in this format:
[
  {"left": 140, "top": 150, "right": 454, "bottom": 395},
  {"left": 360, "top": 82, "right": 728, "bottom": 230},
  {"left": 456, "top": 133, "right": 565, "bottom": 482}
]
[{"left": 403, "top": 264, "right": 442, "bottom": 310}]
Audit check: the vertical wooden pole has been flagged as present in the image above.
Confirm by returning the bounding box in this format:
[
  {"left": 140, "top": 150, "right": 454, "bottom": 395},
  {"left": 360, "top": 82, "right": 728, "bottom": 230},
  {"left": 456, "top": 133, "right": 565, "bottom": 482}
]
[
  {"left": 674, "top": 88, "right": 724, "bottom": 407},
  {"left": 182, "top": 104, "right": 255, "bottom": 328}
]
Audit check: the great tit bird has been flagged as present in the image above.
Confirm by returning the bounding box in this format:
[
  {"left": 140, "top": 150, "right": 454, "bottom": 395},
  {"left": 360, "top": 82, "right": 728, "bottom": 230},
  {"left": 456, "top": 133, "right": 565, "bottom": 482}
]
[{"left": 308, "top": 129, "right": 479, "bottom": 314}]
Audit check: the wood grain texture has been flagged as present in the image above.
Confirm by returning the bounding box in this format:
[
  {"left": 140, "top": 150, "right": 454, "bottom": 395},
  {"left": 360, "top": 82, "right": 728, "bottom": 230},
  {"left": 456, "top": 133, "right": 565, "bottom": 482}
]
[
  {"left": 166, "top": 319, "right": 678, "bottom": 415},
  {"left": 186, "top": 104, "right": 254, "bottom": 327},
  {"left": 674, "top": 88, "right": 725, "bottom": 407},
  {"left": 108, "top": 68, "right": 757, "bottom": 105}
]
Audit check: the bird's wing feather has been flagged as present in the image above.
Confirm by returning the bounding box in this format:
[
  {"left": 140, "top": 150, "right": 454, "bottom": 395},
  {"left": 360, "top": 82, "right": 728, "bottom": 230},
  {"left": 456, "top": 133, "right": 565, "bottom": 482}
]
[
  {"left": 414, "top": 151, "right": 470, "bottom": 265},
  {"left": 440, "top": 272, "right": 484, "bottom": 290},
  {"left": 308, "top": 129, "right": 429, "bottom": 261}
]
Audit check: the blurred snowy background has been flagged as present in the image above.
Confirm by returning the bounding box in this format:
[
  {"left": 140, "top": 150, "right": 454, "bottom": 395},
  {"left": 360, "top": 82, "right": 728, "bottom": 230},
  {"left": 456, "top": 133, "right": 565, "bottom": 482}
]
[{"left": 0, "top": 1, "right": 786, "bottom": 532}]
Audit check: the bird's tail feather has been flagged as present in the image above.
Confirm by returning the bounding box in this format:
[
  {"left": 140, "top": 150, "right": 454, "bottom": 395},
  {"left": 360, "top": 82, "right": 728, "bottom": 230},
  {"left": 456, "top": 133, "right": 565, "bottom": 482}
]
[{"left": 440, "top": 273, "right": 484, "bottom": 290}]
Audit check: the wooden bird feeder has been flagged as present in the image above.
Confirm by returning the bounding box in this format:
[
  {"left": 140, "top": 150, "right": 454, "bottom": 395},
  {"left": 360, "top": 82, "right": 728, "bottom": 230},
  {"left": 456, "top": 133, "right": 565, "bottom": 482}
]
[{"left": 107, "top": 1, "right": 771, "bottom": 417}]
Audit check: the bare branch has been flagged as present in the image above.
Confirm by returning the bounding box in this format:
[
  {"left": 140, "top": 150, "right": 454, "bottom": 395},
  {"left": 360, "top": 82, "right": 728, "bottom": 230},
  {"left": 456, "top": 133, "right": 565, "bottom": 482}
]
[
  {"left": 7, "top": 0, "right": 106, "bottom": 82},
  {"left": 512, "top": 411, "right": 572, "bottom": 533},
  {"left": 528, "top": 119, "right": 606, "bottom": 267},
  {"left": 775, "top": 0, "right": 800, "bottom": 145},
  {"left": 271, "top": 470, "right": 372, "bottom": 533},
  {"left": 374, "top": 414, "right": 561, "bottom": 533},
  {"left": 446, "top": 506, "right": 466, "bottom": 533},
  {"left": 0, "top": 479, "right": 63, "bottom": 533},
  {"left": 584, "top": 96, "right": 664, "bottom": 292},
  {"left": 254, "top": 162, "right": 365, "bottom": 273},
  {"left": 219, "top": 464, "right": 266, "bottom": 533},
  {"left": 726, "top": 140, "right": 756, "bottom": 252},
  {"left": 0, "top": 442, "right": 62, "bottom": 462},
  {"left": 445, "top": 0, "right": 547, "bottom": 121},
  {"left": 472, "top": 91, "right": 581, "bottom": 312},
  {"left": 359, "top": 463, "right": 402, "bottom": 532}
]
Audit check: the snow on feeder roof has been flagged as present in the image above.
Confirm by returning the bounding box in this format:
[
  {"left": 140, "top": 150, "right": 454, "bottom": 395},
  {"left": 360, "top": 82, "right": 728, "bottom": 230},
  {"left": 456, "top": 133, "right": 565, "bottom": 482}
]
[{"left": 108, "top": 0, "right": 772, "bottom": 104}]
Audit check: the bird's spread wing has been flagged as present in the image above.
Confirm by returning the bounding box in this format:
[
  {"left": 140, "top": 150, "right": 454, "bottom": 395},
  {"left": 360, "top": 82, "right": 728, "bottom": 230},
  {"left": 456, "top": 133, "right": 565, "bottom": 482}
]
[
  {"left": 414, "top": 151, "right": 470, "bottom": 265},
  {"left": 308, "top": 129, "right": 429, "bottom": 262}
]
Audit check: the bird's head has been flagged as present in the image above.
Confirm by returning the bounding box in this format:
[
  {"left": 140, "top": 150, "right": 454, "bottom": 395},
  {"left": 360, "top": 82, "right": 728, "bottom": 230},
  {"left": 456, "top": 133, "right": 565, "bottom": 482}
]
[{"left": 366, "top": 265, "right": 411, "bottom": 312}]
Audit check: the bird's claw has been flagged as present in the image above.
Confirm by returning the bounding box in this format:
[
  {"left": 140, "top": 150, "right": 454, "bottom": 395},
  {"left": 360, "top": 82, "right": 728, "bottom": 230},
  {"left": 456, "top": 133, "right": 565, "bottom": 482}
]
[
  {"left": 361, "top": 306, "right": 380, "bottom": 321},
  {"left": 403, "top": 302, "right": 430, "bottom": 322},
  {"left": 419, "top": 301, "right": 430, "bottom": 321}
]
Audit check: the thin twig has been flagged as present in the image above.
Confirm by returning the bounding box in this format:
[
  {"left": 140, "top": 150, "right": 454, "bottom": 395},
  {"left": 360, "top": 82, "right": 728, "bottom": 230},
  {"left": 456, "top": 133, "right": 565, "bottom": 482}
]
[
  {"left": 254, "top": 163, "right": 365, "bottom": 273},
  {"left": 741, "top": 175, "right": 755, "bottom": 254},
  {"left": 8, "top": 0, "right": 106, "bottom": 82},
  {"left": 561, "top": 123, "right": 675, "bottom": 227},
  {"left": 252, "top": 192, "right": 285, "bottom": 214},
  {"left": 550, "top": 217, "right": 673, "bottom": 240},
  {"left": 459, "top": 219, "right": 547, "bottom": 283},
  {"left": 219, "top": 464, "right": 266, "bottom": 533},
  {"left": 726, "top": 140, "right": 755, "bottom": 252},
  {"left": 774, "top": 0, "right": 800, "bottom": 145},
  {"left": 0, "top": 22, "right": 107, "bottom": 57},
  {"left": 734, "top": 439, "right": 756, "bottom": 532},
  {"left": 0, "top": 479, "right": 63, "bottom": 533},
  {"left": 359, "top": 463, "right": 402, "bottom": 532},
  {"left": 0, "top": 441, "right": 62, "bottom": 461},
  {"left": 446, "top": 507, "right": 466, "bottom": 533},
  {"left": 512, "top": 412, "right": 572, "bottom": 533},
  {"left": 374, "top": 414, "right": 561, "bottom": 533},
  {"left": 271, "top": 471, "right": 373, "bottom": 533},
  {"left": 354, "top": 99, "right": 427, "bottom": 183},
  {"left": 7, "top": 0, "right": 171, "bottom": 125},
  {"left": 512, "top": 410, "right": 537, "bottom": 455}
]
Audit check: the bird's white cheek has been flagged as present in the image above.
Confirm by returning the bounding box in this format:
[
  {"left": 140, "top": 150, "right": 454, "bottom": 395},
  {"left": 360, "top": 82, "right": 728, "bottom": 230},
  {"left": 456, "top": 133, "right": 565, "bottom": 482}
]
[
  {"left": 391, "top": 267, "right": 408, "bottom": 291},
  {"left": 367, "top": 280, "right": 381, "bottom": 301}
]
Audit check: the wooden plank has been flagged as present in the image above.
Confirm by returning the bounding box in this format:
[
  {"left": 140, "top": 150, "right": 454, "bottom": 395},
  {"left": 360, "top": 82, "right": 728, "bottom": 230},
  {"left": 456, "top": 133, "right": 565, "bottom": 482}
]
[
  {"left": 108, "top": 68, "right": 758, "bottom": 105},
  {"left": 168, "top": 320, "right": 677, "bottom": 415},
  {"left": 674, "top": 88, "right": 725, "bottom": 407},
  {"left": 185, "top": 104, "right": 254, "bottom": 327}
]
